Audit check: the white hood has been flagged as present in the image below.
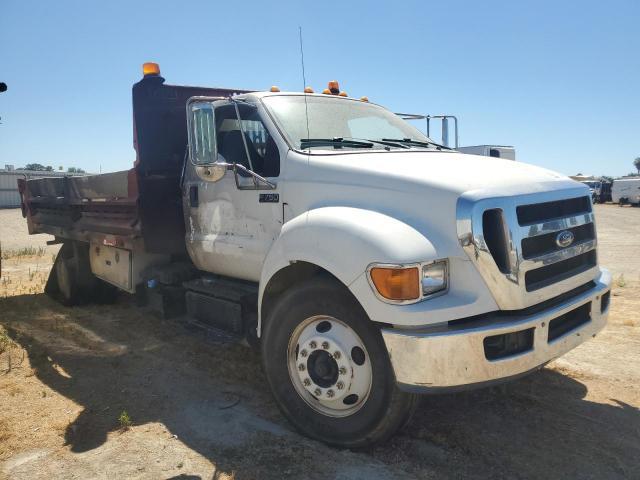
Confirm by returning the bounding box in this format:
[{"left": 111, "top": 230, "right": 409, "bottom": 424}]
[{"left": 307, "top": 150, "right": 580, "bottom": 198}]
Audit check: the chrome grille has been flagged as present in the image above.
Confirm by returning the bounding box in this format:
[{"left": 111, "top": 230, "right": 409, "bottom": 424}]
[{"left": 457, "top": 188, "right": 599, "bottom": 310}]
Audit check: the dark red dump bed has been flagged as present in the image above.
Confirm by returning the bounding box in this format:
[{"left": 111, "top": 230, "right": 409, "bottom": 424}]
[{"left": 19, "top": 72, "right": 251, "bottom": 254}]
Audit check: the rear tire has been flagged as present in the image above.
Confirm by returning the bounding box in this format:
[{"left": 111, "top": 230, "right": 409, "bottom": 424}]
[
  {"left": 261, "top": 276, "right": 419, "bottom": 448},
  {"left": 48, "top": 242, "right": 117, "bottom": 306},
  {"left": 52, "top": 243, "right": 80, "bottom": 305}
]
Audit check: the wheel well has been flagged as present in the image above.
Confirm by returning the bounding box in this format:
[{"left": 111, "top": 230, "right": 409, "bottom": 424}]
[{"left": 260, "top": 262, "right": 349, "bottom": 333}]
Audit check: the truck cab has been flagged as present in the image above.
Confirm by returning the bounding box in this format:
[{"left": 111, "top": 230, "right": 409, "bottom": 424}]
[{"left": 19, "top": 64, "right": 612, "bottom": 448}]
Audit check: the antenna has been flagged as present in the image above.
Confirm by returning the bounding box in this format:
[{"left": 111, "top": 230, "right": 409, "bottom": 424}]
[{"left": 299, "top": 26, "right": 311, "bottom": 143}]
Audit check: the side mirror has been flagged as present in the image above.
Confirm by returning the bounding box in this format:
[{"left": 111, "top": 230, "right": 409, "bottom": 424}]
[{"left": 187, "top": 100, "right": 224, "bottom": 182}]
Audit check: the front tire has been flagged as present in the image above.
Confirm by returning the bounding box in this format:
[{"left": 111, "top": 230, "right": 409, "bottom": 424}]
[{"left": 261, "top": 277, "right": 418, "bottom": 448}]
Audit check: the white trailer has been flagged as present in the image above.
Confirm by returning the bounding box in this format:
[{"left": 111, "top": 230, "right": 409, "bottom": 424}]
[
  {"left": 612, "top": 177, "right": 640, "bottom": 205},
  {"left": 457, "top": 145, "right": 516, "bottom": 160}
]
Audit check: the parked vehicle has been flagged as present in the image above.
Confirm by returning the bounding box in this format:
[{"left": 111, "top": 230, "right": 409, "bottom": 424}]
[
  {"left": 17, "top": 64, "right": 612, "bottom": 448},
  {"left": 457, "top": 144, "right": 516, "bottom": 160},
  {"left": 581, "top": 180, "right": 612, "bottom": 203},
  {"left": 612, "top": 177, "right": 640, "bottom": 205}
]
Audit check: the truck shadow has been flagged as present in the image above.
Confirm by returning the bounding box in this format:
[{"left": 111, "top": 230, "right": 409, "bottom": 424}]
[{"left": 2, "top": 293, "right": 638, "bottom": 479}]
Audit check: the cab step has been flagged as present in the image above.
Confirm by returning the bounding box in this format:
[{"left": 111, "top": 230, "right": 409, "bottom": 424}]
[{"left": 182, "top": 276, "right": 258, "bottom": 340}]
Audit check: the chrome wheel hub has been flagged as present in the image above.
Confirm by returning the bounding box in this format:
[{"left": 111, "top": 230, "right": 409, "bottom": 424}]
[{"left": 287, "top": 316, "right": 372, "bottom": 417}]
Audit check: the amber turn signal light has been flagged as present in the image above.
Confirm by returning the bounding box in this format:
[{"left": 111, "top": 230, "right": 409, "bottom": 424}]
[
  {"left": 142, "top": 62, "right": 160, "bottom": 77},
  {"left": 370, "top": 267, "right": 420, "bottom": 301}
]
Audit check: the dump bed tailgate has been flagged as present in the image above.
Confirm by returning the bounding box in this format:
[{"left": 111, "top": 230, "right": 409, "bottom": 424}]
[{"left": 18, "top": 169, "right": 141, "bottom": 249}]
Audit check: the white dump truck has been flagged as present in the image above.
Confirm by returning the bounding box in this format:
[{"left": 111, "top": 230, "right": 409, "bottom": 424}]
[{"left": 19, "top": 64, "right": 611, "bottom": 448}]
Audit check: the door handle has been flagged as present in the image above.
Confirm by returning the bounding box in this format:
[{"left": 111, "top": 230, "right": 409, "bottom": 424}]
[{"left": 189, "top": 185, "right": 199, "bottom": 207}]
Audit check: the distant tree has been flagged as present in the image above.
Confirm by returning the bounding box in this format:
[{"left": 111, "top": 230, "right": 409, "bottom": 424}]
[
  {"left": 45, "top": 166, "right": 53, "bottom": 172},
  {"left": 634, "top": 157, "right": 640, "bottom": 174},
  {"left": 67, "top": 167, "right": 86, "bottom": 174},
  {"left": 600, "top": 175, "right": 613, "bottom": 183},
  {"left": 25, "top": 163, "right": 46, "bottom": 171}
]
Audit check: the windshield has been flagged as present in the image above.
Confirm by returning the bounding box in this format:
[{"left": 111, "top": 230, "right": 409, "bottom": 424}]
[{"left": 262, "top": 95, "right": 434, "bottom": 150}]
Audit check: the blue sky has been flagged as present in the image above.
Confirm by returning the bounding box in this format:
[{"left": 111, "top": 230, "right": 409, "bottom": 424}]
[{"left": 1, "top": 0, "right": 638, "bottom": 176}]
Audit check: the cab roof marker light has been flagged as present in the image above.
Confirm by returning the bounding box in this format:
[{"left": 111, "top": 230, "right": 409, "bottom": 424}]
[
  {"left": 304, "top": 86, "right": 314, "bottom": 93},
  {"left": 270, "top": 86, "right": 281, "bottom": 92},
  {"left": 328, "top": 80, "right": 340, "bottom": 95}
]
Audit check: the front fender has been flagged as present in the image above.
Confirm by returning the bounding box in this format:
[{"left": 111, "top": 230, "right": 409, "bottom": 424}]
[{"left": 258, "top": 207, "right": 438, "bottom": 327}]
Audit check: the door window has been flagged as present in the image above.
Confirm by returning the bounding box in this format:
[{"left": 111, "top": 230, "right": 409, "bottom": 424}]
[{"left": 215, "top": 103, "right": 280, "bottom": 177}]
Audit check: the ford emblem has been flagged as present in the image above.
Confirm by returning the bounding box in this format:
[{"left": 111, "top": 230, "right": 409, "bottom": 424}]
[{"left": 556, "top": 230, "right": 575, "bottom": 248}]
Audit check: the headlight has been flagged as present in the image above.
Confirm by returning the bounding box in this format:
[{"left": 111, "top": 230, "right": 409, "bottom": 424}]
[
  {"left": 422, "top": 260, "right": 448, "bottom": 296},
  {"left": 367, "top": 259, "right": 449, "bottom": 304}
]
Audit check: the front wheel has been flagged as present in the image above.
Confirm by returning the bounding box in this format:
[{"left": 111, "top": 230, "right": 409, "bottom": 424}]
[{"left": 261, "top": 277, "right": 418, "bottom": 448}]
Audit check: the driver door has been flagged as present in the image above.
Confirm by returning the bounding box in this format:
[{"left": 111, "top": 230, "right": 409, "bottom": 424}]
[{"left": 183, "top": 99, "right": 282, "bottom": 282}]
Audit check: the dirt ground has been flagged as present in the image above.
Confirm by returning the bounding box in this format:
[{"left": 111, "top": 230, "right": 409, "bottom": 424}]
[{"left": 0, "top": 205, "right": 638, "bottom": 479}]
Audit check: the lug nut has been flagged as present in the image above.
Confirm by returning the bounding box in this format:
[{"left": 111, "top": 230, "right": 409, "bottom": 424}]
[
  {"left": 327, "top": 389, "right": 335, "bottom": 398},
  {"left": 298, "top": 363, "right": 306, "bottom": 371},
  {"left": 314, "top": 388, "right": 322, "bottom": 396},
  {"left": 309, "top": 341, "right": 317, "bottom": 349},
  {"left": 339, "top": 367, "right": 347, "bottom": 375},
  {"left": 321, "top": 341, "right": 330, "bottom": 350},
  {"left": 333, "top": 351, "right": 341, "bottom": 359},
  {"left": 336, "top": 381, "right": 344, "bottom": 390},
  {"left": 303, "top": 378, "right": 311, "bottom": 386},
  {"left": 300, "top": 349, "right": 308, "bottom": 357}
]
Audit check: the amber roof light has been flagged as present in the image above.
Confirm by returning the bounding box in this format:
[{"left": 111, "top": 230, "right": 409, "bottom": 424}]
[{"left": 142, "top": 62, "right": 161, "bottom": 77}]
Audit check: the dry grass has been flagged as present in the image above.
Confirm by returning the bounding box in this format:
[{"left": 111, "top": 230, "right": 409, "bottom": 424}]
[
  {"left": 1, "top": 246, "right": 46, "bottom": 260},
  {"left": 0, "top": 419, "right": 12, "bottom": 457},
  {"left": 0, "top": 327, "right": 15, "bottom": 354},
  {"left": 1, "top": 252, "right": 52, "bottom": 299}
]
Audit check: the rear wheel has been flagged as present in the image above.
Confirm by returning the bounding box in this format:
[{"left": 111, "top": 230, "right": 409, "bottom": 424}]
[
  {"left": 261, "top": 277, "right": 418, "bottom": 448},
  {"left": 48, "top": 242, "right": 117, "bottom": 306},
  {"left": 55, "top": 250, "right": 78, "bottom": 305}
]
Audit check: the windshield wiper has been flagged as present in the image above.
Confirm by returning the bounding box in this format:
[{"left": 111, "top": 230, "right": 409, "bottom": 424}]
[
  {"left": 341, "top": 137, "right": 410, "bottom": 149},
  {"left": 381, "top": 138, "right": 452, "bottom": 150},
  {"left": 300, "top": 138, "right": 374, "bottom": 149}
]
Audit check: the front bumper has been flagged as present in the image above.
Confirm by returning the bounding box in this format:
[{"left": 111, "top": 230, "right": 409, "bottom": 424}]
[{"left": 382, "top": 269, "right": 611, "bottom": 392}]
